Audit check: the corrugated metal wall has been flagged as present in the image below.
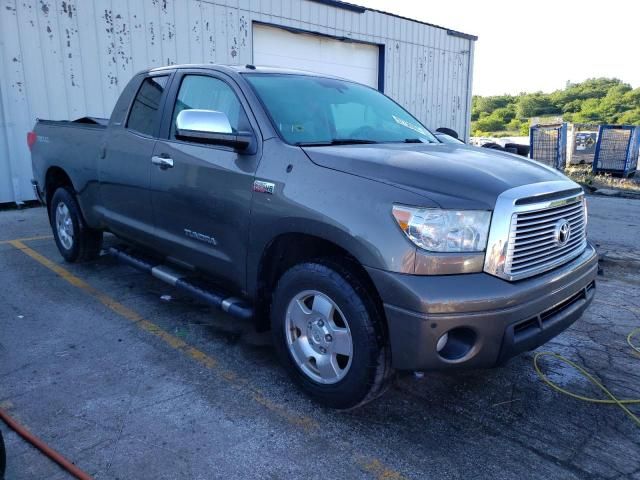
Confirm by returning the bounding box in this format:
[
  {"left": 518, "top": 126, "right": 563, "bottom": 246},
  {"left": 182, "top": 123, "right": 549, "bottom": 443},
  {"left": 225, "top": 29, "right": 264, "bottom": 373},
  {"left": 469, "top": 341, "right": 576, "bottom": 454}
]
[{"left": 0, "top": 0, "right": 475, "bottom": 204}]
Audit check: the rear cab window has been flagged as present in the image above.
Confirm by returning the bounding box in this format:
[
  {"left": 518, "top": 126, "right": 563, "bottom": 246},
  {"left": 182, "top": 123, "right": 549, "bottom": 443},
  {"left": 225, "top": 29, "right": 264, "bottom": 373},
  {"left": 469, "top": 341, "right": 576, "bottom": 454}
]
[{"left": 126, "top": 75, "right": 169, "bottom": 136}]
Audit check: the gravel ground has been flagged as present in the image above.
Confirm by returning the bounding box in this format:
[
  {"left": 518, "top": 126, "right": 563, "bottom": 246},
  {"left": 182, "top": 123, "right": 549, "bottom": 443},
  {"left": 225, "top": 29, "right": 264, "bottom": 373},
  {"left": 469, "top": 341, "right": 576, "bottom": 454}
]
[{"left": 1, "top": 195, "right": 639, "bottom": 480}]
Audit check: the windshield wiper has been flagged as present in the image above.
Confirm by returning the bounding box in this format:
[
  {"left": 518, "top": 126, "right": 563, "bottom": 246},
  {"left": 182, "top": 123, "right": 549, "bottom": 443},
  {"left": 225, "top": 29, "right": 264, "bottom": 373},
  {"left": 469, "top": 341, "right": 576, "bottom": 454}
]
[
  {"left": 403, "top": 138, "right": 425, "bottom": 143},
  {"left": 296, "top": 138, "right": 380, "bottom": 146}
]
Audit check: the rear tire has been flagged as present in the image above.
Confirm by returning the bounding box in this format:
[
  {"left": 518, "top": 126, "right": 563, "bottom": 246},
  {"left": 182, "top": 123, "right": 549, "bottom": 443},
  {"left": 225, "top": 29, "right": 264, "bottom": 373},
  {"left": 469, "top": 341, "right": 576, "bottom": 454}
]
[
  {"left": 435, "top": 127, "right": 459, "bottom": 139},
  {"left": 482, "top": 142, "right": 504, "bottom": 151},
  {"left": 49, "top": 187, "right": 103, "bottom": 263},
  {"left": 505, "top": 143, "right": 530, "bottom": 157},
  {"left": 271, "top": 260, "right": 393, "bottom": 409}
]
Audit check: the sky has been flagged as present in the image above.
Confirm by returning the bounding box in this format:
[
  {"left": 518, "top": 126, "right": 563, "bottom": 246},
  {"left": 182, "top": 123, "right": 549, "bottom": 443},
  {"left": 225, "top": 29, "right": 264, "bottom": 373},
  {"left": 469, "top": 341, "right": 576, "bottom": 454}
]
[{"left": 358, "top": 0, "right": 640, "bottom": 96}]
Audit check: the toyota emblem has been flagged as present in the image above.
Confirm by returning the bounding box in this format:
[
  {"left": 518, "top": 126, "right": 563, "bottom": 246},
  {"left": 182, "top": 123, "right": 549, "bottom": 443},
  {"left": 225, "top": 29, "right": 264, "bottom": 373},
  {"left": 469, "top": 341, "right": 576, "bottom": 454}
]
[{"left": 554, "top": 219, "right": 571, "bottom": 247}]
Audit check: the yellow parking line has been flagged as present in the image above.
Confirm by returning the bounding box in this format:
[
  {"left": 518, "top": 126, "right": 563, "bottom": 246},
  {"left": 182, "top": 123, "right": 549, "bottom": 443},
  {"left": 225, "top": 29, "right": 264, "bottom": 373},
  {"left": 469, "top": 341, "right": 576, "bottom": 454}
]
[
  {"left": 356, "top": 457, "right": 408, "bottom": 480},
  {"left": 0, "top": 235, "right": 53, "bottom": 244},
  {"left": 8, "top": 240, "right": 315, "bottom": 431},
  {"left": 8, "top": 240, "right": 408, "bottom": 479}
]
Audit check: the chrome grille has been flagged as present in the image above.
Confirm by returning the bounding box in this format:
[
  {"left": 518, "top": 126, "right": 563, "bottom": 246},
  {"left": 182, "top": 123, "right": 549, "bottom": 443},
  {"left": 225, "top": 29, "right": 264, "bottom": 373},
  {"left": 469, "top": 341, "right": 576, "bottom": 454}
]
[{"left": 504, "top": 196, "right": 587, "bottom": 279}]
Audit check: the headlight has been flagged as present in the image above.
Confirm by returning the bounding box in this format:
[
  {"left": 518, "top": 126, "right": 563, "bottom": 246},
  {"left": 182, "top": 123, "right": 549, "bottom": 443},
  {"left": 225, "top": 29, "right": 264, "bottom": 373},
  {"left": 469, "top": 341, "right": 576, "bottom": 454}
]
[{"left": 392, "top": 205, "right": 491, "bottom": 252}]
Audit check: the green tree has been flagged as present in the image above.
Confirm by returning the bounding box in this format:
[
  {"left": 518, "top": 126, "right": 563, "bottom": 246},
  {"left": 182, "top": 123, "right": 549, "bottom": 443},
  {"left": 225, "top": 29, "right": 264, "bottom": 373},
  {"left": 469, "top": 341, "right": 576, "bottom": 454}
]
[
  {"left": 516, "top": 93, "right": 560, "bottom": 118},
  {"left": 471, "top": 95, "right": 514, "bottom": 120},
  {"left": 562, "top": 100, "right": 583, "bottom": 113},
  {"left": 474, "top": 115, "right": 505, "bottom": 132},
  {"left": 470, "top": 77, "right": 640, "bottom": 136},
  {"left": 506, "top": 118, "right": 522, "bottom": 131},
  {"left": 492, "top": 107, "right": 516, "bottom": 123},
  {"left": 551, "top": 78, "right": 624, "bottom": 110},
  {"left": 569, "top": 98, "right": 603, "bottom": 123},
  {"left": 618, "top": 108, "right": 640, "bottom": 124}
]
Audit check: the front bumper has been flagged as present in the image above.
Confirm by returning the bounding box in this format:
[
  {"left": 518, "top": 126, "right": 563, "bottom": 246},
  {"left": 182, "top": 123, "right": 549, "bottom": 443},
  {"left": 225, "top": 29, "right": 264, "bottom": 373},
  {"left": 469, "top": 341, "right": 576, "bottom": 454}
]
[{"left": 366, "top": 243, "right": 598, "bottom": 371}]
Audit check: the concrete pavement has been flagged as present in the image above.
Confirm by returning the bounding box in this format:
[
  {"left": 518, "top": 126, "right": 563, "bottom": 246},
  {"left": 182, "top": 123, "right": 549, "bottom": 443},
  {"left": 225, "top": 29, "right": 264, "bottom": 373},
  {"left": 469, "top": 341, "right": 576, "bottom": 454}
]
[{"left": 1, "top": 195, "right": 639, "bottom": 479}]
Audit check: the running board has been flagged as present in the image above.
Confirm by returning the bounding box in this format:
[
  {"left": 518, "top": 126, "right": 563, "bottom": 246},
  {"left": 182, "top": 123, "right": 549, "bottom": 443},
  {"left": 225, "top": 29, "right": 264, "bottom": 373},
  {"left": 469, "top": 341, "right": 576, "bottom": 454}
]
[{"left": 108, "top": 246, "right": 253, "bottom": 320}]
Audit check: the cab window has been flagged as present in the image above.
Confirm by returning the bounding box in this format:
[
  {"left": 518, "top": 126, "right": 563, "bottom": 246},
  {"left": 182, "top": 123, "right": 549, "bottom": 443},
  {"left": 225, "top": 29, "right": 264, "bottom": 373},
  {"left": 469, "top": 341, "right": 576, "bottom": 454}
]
[
  {"left": 126, "top": 76, "right": 168, "bottom": 136},
  {"left": 171, "top": 75, "right": 249, "bottom": 139}
]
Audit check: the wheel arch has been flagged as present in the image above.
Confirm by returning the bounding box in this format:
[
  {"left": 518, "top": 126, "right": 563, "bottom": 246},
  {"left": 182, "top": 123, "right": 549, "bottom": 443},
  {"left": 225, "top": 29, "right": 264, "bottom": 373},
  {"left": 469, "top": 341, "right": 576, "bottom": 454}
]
[
  {"left": 43, "top": 166, "right": 99, "bottom": 229},
  {"left": 44, "top": 166, "right": 76, "bottom": 209},
  {"left": 252, "top": 231, "right": 387, "bottom": 336}
]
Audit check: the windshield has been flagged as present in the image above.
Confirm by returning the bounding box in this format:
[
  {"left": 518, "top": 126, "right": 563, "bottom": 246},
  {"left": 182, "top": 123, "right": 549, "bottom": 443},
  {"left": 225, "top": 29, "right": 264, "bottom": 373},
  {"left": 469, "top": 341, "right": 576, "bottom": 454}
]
[{"left": 245, "top": 74, "right": 437, "bottom": 146}]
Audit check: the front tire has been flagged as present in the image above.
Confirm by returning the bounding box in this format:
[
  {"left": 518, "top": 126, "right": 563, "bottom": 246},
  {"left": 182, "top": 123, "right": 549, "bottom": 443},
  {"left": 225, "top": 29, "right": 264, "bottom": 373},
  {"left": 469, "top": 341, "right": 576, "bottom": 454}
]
[
  {"left": 271, "top": 261, "right": 393, "bottom": 409},
  {"left": 49, "top": 187, "right": 103, "bottom": 263}
]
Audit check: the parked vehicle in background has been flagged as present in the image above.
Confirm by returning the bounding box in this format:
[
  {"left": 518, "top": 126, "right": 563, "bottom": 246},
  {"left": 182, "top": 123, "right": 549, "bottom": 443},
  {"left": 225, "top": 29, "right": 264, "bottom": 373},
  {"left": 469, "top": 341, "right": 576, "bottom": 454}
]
[{"left": 29, "top": 65, "right": 598, "bottom": 408}]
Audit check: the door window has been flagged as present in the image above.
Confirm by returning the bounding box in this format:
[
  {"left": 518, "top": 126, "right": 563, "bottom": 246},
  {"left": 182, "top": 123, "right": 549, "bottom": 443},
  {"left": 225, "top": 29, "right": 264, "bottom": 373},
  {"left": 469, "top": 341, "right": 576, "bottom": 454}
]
[
  {"left": 171, "top": 75, "right": 248, "bottom": 139},
  {"left": 126, "top": 76, "right": 169, "bottom": 136}
]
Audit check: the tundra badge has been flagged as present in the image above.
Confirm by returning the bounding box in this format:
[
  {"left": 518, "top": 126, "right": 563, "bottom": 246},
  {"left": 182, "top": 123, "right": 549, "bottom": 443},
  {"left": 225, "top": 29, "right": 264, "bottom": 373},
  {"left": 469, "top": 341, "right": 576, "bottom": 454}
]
[
  {"left": 184, "top": 229, "right": 217, "bottom": 245},
  {"left": 253, "top": 180, "right": 275, "bottom": 194}
]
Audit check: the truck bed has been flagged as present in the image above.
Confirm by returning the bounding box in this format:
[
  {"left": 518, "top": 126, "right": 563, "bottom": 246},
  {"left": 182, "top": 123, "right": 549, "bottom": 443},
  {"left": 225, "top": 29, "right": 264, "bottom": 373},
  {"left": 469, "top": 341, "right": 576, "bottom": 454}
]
[
  {"left": 30, "top": 117, "right": 109, "bottom": 207},
  {"left": 37, "top": 116, "right": 109, "bottom": 127}
]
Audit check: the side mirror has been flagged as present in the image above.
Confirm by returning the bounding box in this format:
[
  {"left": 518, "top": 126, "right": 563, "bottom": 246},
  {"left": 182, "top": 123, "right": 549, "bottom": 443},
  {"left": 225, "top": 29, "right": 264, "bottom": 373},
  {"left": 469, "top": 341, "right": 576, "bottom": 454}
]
[{"left": 175, "top": 109, "right": 254, "bottom": 152}]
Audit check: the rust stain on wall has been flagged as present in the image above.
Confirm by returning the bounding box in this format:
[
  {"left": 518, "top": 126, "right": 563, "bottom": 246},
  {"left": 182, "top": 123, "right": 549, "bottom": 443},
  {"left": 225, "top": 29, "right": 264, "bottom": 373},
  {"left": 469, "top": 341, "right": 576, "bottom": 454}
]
[
  {"left": 151, "top": 0, "right": 168, "bottom": 14},
  {"left": 61, "top": 0, "right": 73, "bottom": 18},
  {"left": 149, "top": 21, "right": 156, "bottom": 45},
  {"left": 239, "top": 16, "right": 248, "bottom": 47}
]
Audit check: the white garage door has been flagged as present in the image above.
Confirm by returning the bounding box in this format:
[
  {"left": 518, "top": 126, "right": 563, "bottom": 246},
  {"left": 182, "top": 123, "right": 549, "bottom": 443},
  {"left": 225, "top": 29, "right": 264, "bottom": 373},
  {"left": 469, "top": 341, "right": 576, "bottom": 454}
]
[{"left": 252, "top": 24, "right": 379, "bottom": 89}]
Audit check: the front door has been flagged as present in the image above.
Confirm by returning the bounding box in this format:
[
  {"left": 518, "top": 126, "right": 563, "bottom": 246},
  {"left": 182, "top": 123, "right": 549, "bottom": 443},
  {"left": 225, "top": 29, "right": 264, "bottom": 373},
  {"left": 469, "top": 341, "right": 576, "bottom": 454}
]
[{"left": 150, "top": 71, "right": 261, "bottom": 292}]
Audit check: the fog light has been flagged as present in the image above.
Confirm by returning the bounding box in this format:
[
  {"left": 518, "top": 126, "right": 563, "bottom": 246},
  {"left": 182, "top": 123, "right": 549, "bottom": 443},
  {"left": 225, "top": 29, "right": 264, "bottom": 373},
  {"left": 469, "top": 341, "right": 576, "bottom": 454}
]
[
  {"left": 436, "top": 332, "right": 449, "bottom": 352},
  {"left": 437, "top": 327, "right": 477, "bottom": 361}
]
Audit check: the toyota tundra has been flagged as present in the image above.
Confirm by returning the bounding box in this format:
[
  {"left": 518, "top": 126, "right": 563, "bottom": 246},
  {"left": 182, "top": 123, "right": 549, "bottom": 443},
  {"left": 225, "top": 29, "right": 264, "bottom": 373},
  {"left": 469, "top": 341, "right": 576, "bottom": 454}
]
[{"left": 30, "top": 65, "right": 598, "bottom": 408}]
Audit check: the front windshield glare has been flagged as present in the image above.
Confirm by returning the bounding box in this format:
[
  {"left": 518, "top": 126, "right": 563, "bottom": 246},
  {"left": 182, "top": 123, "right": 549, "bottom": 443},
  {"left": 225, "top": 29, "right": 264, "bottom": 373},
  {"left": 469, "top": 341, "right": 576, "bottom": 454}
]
[{"left": 245, "top": 74, "right": 437, "bottom": 145}]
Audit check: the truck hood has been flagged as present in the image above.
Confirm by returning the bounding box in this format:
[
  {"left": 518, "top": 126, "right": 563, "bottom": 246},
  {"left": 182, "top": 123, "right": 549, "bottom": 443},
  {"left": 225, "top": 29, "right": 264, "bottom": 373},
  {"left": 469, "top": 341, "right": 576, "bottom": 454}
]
[{"left": 302, "top": 143, "right": 569, "bottom": 209}]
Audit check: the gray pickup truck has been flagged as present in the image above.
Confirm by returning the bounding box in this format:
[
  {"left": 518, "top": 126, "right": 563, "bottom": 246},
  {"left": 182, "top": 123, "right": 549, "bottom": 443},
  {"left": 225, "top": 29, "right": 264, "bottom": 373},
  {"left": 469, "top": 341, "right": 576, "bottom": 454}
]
[{"left": 30, "top": 64, "right": 597, "bottom": 409}]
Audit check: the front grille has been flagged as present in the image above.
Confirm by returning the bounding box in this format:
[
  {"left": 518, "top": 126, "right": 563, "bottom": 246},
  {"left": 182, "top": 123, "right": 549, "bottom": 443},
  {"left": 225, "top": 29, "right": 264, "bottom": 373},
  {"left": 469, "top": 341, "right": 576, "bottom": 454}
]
[{"left": 504, "top": 196, "right": 587, "bottom": 279}]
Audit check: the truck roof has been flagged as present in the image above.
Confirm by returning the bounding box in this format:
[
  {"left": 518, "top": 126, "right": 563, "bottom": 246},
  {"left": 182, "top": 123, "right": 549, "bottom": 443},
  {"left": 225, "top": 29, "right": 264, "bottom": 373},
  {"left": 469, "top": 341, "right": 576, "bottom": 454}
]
[{"left": 147, "top": 63, "right": 345, "bottom": 80}]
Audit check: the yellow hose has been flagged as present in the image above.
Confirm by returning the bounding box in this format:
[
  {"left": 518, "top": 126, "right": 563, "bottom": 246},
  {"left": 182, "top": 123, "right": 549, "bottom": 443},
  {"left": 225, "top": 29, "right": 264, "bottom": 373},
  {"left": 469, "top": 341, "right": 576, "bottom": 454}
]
[{"left": 533, "top": 327, "right": 640, "bottom": 427}]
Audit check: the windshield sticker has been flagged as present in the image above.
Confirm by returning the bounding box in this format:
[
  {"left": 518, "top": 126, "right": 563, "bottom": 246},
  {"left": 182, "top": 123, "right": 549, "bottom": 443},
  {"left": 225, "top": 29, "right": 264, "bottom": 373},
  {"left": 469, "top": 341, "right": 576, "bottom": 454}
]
[{"left": 392, "top": 115, "right": 428, "bottom": 136}]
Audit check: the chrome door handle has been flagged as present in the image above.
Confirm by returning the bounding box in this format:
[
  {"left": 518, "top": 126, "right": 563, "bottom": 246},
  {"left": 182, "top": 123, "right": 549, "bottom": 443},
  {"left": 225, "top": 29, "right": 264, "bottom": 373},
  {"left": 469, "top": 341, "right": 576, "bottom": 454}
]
[{"left": 151, "top": 156, "right": 174, "bottom": 169}]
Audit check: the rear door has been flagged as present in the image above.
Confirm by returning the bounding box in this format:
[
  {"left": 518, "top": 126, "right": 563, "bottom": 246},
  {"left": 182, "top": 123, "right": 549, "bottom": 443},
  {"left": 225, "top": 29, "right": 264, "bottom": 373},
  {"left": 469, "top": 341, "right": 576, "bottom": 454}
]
[
  {"left": 150, "top": 70, "right": 261, "bottom": 292},
  {"left": 98, "top": 73, "right": 171, "bottom": 245}
]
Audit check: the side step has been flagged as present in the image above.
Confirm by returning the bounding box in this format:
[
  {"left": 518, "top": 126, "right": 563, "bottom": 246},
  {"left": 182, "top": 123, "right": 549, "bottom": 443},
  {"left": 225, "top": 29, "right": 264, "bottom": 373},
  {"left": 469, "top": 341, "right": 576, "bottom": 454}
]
[{"left": 108, "top": 246, "right": 253, "bottom": 320}]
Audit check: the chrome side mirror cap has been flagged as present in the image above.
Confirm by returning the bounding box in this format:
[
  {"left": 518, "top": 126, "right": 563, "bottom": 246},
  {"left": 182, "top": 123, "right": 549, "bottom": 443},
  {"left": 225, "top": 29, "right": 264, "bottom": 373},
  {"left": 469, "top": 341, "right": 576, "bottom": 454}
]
[
  {"left": 175, "top": 109, "right": 254, "bottom": 152},
  {"left": 176, "top": 109, "right": 233, "bottom": 135}
]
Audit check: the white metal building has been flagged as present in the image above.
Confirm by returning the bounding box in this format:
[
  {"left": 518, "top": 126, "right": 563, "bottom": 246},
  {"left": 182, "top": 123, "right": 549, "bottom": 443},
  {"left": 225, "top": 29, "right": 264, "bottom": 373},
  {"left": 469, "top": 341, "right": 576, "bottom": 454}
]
[{"left": 0, "top": 0, "right": 476, "bottom": 204}]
